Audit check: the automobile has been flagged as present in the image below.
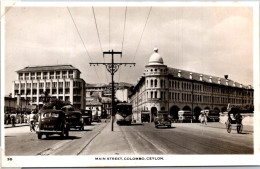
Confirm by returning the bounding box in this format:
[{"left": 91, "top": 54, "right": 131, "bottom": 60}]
[
  {"left": 154, "top": 113, "right": 171, "bottom": 128},
  {"left": 36, "top": 109, "right": 69, "bottom": 139},
  {"left": 65, "top": 111, "right": 84, "bottom": 131},
  {"left": 81, "top": 109, "right": 92, "bottom": 125}
]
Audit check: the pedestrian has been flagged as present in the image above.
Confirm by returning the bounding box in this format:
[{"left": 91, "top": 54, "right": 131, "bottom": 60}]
[{"left": 29, "top": 111, "right": 36, "bottom": 132}]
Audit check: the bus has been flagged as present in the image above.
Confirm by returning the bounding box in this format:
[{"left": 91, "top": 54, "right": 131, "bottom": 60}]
[
  {"left": 178, "top": 110, "right": 194, "bottom": 123},
  {"left": 115, "top": 103, "right": 132, "bottom": 125}
]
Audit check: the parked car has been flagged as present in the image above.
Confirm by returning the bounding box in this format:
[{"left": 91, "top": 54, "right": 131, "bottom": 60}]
[
  {"left": 36, "top": 109, "right": 69, "bottom": 139},
  {"left": 81, "top": 110, "right": 92, "bottom": 125},
  {"left": 65, "top": 111, "right": 84, "bottom": 131},
  {"left": 154, "top": 113, "right": 171, "bottom": 128}
]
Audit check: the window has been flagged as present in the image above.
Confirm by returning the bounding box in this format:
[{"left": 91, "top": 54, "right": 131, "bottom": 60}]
[
  {"left": 43, "top": 72, "right": 48, "bottom": 79},
  {"left": 50, "top": 72, "right": 54, "bottom": 79},
  {"left": 39, "top": 83, "right": 44, "bottom": 88},
  {"left": 59, "top": 82, "right": 63, "bottom": 88},
  {"left": 151, "top": 91, "right": 153, "bottom": 98},
  {"left": 150, "top": 80, "right": 153, "bottom": 87},
  {"left": 65, "top": 82, "right": 70, "bottom": 87},
  {"left": 69, "top": 71, "right": 73, "bottom": 78},
  {"left": 31, "top": 73, "right": 35, "bottom": 80},
  {"left": 37, "top": 72, "right": 41, "bottom": 79},
  {"left": 52, "top": 82, "right": 57, "bottom": 88},
  {"left": 155, "top": 79, "right": 157, "bottom": 87},
  {"left": 62, "top": 71, "right": 67, "bottom": 78},
  {"left": 56, "top": 71, "right": 60, "bottom": 79},
  {"left": 46, "top": 82, "right": 50, "bottom": 88},
  {"left": 25, "top": 73, "right": 29, "bottom": 80},
  {"left": 155, "top": 91, "right": 157, "bottom": 98},
  {"left": 19, "top": 73, "right": 23, "bottom": 80}
]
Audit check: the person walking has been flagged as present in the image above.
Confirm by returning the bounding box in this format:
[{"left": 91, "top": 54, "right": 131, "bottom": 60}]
[{"left": 29, "top": 111, "right": 36, "bottom": 132}]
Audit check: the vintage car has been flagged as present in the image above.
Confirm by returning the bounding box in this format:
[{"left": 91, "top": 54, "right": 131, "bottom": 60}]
[
  {"left": 154, "top": 113, "right": 172, "bottom": 128},
  {"left": 65, "top": 111, "right": 84, "bottom": 131},
  {"left": 81, "top": 110, "right": 92, "bottom": 125},
  {"left": 36, "top": 109, "right": 69, "bottom": 139}
]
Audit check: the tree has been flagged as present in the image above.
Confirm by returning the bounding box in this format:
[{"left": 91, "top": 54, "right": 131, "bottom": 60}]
[{"left": 42, "top": 98, "right": 70, "bottom": 110}]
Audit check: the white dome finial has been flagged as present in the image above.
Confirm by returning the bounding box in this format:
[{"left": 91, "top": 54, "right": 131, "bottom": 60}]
[{"left": 154, "top": 48, "right": 158, "bottom": 53}]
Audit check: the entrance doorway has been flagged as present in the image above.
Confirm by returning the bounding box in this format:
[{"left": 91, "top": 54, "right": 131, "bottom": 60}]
[
  {"left": 151, "top": 107, "right": 157, "bottom": 122},
  {"left": 170, "top": 106, "right": 179, "bottom": 121}
]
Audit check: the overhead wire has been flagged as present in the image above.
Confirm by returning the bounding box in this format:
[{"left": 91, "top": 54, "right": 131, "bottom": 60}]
[
  {"left": 67, "top": 6, "right": 101, "bottom": 83},
  {"left": 117, "top": 6, "right": 127, "bottom": 83},
  {"left": 92, "top": 6, "right": 109, "bottom": 83},
  {"left": 132, "top": 7, "right": 152, "bottom": 62}
]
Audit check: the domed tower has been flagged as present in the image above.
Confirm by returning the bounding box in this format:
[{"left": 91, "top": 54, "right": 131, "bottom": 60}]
[{"left": 144, "top": 48, "right": 168, "bottom": 121}]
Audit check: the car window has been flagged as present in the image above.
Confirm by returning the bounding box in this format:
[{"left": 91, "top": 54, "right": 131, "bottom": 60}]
[{"left": 42, "top": 112, "right": 59, "bottom": 118}]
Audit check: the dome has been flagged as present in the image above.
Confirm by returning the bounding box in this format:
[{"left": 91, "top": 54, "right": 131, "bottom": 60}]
[{"left": 148, "top": 48, "right": 164, "bottom": 65}]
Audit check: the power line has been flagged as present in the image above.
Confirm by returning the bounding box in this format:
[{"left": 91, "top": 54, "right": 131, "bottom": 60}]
[
  {"left": 67, "top": 6, "right": 101, "bottom": 83},
  {"left": 118, "top": 6, "right": 127, "bottom": 83},
  {"left": 132, "top": 7, "right": 152, "bottom": 62},
  {"left": 92, "top": 7, "right": 104, "bottom": 52},
  {"left": 92, "top": 6, "right": 109, "bottom": 83}
]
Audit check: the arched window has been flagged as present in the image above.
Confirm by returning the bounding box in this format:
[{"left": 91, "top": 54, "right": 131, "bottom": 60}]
[
  {"left": 150, "top": 79, "right": 153, "bottom": 87},
  {"left": 160, "top": 79, "right": 163, "bottom": 87},
  {"left": 155, "top": 79, "right": 157, "bottom": 87}
]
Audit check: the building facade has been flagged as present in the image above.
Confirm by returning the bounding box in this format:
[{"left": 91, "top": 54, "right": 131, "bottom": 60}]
[
  {"left": 12, "top": 65, "right": 86, "bottom": 110},
  {"left": 129, "top": 49, "right": 254, "bottom": 123}
]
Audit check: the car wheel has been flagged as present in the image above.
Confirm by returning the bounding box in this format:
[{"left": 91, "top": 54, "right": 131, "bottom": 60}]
[
  {"left": 37, "top": 133, "right": 42, "bottom": 139},
  {"left": 46, "top": 134, "right": 49, "bottom": 139},
  {"left": 155, "top": 125, "right": 158, "bottom": 128}
]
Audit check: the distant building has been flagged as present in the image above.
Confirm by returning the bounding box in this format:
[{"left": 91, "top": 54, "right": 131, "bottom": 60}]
[
  {"left": 12, "top": 65, "right": 86, "bottom": 110},
  {"left": 129, "top": 48, "right": 254, "bottom": 123},
  {"left": 85, "top": 82, "right": 133, "bottom": 116}
]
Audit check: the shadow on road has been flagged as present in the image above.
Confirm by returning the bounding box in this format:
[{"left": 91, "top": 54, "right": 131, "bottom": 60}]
[
  {"left": 156, "top": 127, "right": 176, "bottom": 129},
  {"left": 130, "top": 123, "right": 144, "bottom": 126},
  {"left": 69, "top": 129, "right": 92, "bottom": 132},
  {"left": 42, "top": 136, "right": 81, "bottom": 140}
]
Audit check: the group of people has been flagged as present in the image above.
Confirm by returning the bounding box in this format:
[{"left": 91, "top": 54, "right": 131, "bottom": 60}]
[{"left": 4, "top": 111, "right": 38, "bottom": 131}]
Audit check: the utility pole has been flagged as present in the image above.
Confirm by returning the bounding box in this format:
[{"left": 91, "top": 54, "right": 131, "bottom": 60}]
[{"left": 90, "top": 50, "right": 135, "bottom": 131}]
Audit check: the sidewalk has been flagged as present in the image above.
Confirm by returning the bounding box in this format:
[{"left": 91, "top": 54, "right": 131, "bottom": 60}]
[{"left": 4, "top": 123, "right": 29, "bottom": 129}]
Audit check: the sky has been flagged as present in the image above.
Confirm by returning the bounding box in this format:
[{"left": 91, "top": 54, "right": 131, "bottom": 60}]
[{"left": 3, "top": 5, "right": 254, "bottom": 95}]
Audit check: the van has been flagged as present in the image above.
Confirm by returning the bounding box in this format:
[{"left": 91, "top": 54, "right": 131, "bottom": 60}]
[{"left": 178, "top": 110, "right": 194, "bottom": 123}]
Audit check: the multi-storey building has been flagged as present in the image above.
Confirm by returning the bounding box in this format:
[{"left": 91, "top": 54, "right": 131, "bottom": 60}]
[
  {"left": 129, "top": 48, "right": 254, "bottom": 123},
  {"left": 12, "top": 65, "right": 86, "bottom": 110}
]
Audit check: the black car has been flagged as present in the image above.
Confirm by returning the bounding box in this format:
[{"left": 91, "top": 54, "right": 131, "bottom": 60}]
[
  {"left": 65, "top": 111, "right": 84, "bottom": 131},
  {"left": 81, "top": 110, "right": 92, "bottom": 125},
  {"left": 36, "top": 109, "right": 69, "bottom": 139}
]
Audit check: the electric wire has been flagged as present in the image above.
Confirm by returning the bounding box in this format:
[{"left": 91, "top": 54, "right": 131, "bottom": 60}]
[
  {"left": 92, "top": 6, "right": 109, "bottom": 83},
  {"left": 132, "top": 7, "right": 152, "bottom": 62},
  {"left": 67, "top": 7, "right": 101, "bottom": 83},
  {"left": 117, "top": 6, "right": 127, "bottom": 83}
]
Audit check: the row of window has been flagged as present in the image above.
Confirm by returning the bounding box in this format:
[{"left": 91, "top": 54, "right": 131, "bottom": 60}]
[
  {"left": 14, "top": 82, "right": 71, "bottom": 89},
  {"left": 145, "top": 68, "right": 167, "bottom": 73},
  {"left": 146, "top": 79, "right": 166, "bottom": 88},
  {"left": 19, "top": 71, "right": 74, "bottom": 80},
  {"left": 15, "top": 88, "right": 71, "bottom": 95}
]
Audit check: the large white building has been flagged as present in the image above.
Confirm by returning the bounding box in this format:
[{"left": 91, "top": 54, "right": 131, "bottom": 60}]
[
  {"left": 12, "top": 65, "right": 86, "bottom": 110},
  {"left": 129, "top": 48, "right": 254, "bottom": 123}
]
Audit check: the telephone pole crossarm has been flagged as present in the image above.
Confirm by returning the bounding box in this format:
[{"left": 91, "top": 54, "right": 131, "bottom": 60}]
[{"left": 89, "top": 50, "right": 136, "bottom": 132}]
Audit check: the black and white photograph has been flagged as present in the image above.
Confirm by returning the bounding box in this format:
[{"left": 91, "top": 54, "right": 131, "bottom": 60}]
[{"left": 1, "top": 1, "right": 259, "bottom": 167}]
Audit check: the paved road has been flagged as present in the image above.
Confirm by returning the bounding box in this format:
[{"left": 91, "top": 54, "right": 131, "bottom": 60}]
[{"left": 5, "top": 122, "right": 253, "bottom": 155}]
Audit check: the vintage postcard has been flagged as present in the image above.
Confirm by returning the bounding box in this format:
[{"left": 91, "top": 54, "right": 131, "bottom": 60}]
[{"left": 1, "top": 1, "right": 259, "bottom": 167}]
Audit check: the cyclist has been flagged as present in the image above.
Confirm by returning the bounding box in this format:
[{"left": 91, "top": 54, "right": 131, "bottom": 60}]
[{"left": 29, "top": 111, "right": 36, "bottom": 132}]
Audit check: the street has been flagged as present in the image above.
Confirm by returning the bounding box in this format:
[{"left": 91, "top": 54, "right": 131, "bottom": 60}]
[{"left": 5, "top": 121, "right": 253, "bottom": 155}]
